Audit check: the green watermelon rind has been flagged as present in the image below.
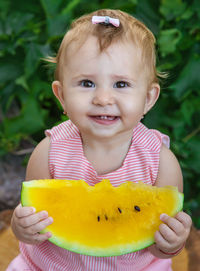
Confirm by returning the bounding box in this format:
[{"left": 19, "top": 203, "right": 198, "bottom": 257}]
[
  {"left": 21, "top": 181, "right": 184, "bottom": 257},
  {"left": 46, "top": 234, "right": 155, "bottom": 257}
]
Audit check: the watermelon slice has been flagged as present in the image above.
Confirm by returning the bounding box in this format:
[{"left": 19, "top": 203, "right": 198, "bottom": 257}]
[{"left": 21, "top": 179, "right": 183, "bottom": 256}]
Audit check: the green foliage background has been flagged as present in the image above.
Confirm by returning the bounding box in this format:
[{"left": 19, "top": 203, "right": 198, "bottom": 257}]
[{"left": 0, "top": 0, "right": 200, "bottom": 226}]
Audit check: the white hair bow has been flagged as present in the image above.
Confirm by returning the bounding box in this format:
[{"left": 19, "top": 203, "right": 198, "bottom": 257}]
[{"left": 92, "top": 16, "right": 120, "bottom": 27}]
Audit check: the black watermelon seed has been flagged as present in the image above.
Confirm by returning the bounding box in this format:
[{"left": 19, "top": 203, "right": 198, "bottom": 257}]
[
  {"left": 118, "top": 208, "right": 122, "bottom": 213},
  {"left": 134, "top": 206, "right": 140, "bottom": 212},
  {"left": 97, "top": 216, "right": 100, "bottom": 222},
  {"left": 105, "top": 215, "right": 108, "bottom": 220}
]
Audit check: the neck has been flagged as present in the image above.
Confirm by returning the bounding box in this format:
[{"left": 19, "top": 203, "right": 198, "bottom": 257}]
[
  {"left": 81, "top": 131, "right": 133, "bottom": 152},
  {"left": 82, "top": 131, "right": 132, "bottom": 175},
  {"left": 80, "top": 131, "right": 134, "bottom": 175}
]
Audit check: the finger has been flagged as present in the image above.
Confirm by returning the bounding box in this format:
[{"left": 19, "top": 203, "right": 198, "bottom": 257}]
[
  {"left": 154, "top": 230, "right": 170, "bottom": 251},
  {"left": 19, "top": 211, "right": 49, "bottom": 228},
  {"left": 25, "top": 217, "right": 53, "bottom": 235},
  {"left": 175, "top": 212, "right": 192, "bottom": 229},
  {"left": 159, "top": 223, "right": 177, "bottom": 244},
  {"left": 27, "top": 232, "right": 52, "bottom": 244},
  {"left": 15, "top": 204, "right": 36, "bottom": 218},
  {"left": 160, "top": 214, "right": 184, "bottom": 236}
]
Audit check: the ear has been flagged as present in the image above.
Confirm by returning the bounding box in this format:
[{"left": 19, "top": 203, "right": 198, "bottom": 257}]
[
  {"left": 52, "top": 81, "right": 65, "bottom": 110},
  {"left": 143, "top": 83, "right": 160, "bottom": 115}
]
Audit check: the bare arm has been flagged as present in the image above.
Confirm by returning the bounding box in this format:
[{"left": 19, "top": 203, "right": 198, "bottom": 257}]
[
  {"left": 148, "top": 144, "right": 192, "bottom": 258},
  {"left": 11, "top": 136, "right": 53, "bottom": 244},
  {"left": 154, "top": 144, "right": 183, "bottom": 192},
  {"left": 26, "top": 136, "right": 51, "bottom": 180}
]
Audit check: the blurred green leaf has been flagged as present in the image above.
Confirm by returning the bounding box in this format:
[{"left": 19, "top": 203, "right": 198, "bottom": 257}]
[
  {"left": 158, "top": 29, "right": 182, "bottom": 56},
  {"left": 180, "top": 8, "right": 194, "bottom": 20},
  {"left": 25, "top": 43, "right": 51, "bottom": 78},
  {"left": 0, "top": 59, "right": 23, "bottom": 81},
  {"left": 62, "top": 0, "right": 82, "bottom": 14},
  {"left": 0, "top": 83, "right": 15, "bottom": 113},
  {"left": 3, "top": 13, "right": 34, "bottom": 36},
  {"left": 46, "top": 15, "right": 70, "bottom": 37},
  {"left": 171, "top": 56, "right": 200, "bottom": 98},
  {"left": 3, "top": 96, "right": 45, "bottom": 135},
  {"left": 135, "top": 0, "right": 160, "bottom": 35},
  {"left": 0, "top": 0, "right": 10, "bottom": 18},
  {"left": 15, "top": 76, "right": 29, "bottom": 91},
  {"left": 40, "top": 0, "right": 63, "bottom": 17},
  {"left": 184, "top": 138, "right": 200, "bottom": 173},
  {"left": 160, "top": 0, "right": 186, "bottom": 20},
  {"left": 193, "top": 0, "right": 200, "bottom": 17},
  {"left": 180, "top": 100, "right": 195, "bottom": 125}
]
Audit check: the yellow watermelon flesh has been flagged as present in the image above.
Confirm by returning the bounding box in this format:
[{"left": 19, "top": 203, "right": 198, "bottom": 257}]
[{"left": 21, "top": 179, "right": 183, "bottom": 256}]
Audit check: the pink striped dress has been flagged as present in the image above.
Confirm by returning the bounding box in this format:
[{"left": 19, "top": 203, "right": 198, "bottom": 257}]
[{"left": 7, "top": 120, "right": 172, "bottom": 271}]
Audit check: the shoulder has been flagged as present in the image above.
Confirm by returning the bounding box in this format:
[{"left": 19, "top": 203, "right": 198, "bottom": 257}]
[
  {"left": 132, "top": 122, "right": 170, "bottom": 152},
  {"left": 45, "top": 120, "right": 80, "bottom": 141},
  {"left": 25, "top": 137, "right": 51, "bottom": 180},
  {"left": 155, "top": 144, "right": 183, "bottom": 192}
]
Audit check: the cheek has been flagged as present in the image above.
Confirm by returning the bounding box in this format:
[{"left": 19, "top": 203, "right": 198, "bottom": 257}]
[
  {"left": 120, "top": 97, "right": 146, "bottom": 114},
  {"left": 64, "top": 95, "right": 89, "bottom": 115}
]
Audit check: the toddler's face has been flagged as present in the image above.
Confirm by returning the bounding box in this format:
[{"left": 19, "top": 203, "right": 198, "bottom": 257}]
[{"left": 52, "top": 36, "right": 159, "bottom": 141}]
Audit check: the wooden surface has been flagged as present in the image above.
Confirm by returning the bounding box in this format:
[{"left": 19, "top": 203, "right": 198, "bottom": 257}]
[
  {"left": 172, "top": 248, "right": 188, "bottom": 271},
  {"left": 0, "top": 209, "right": 200, "bottom": 271},
  {"left": 0, "top": 210, "right": 19, "bottom": 271},
  {"left": 184, "top": 225, "right": 200, "bottom": 271},
  {"left": 0, "top": 227, "right": 19, "bottom": 270}
]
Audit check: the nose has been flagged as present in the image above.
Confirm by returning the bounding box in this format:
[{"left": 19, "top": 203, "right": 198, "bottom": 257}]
[{"left": 92, "top": 87, "right": 115, "bottom": 106}]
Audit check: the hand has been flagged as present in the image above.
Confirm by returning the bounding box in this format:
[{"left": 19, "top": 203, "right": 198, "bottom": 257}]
[
  {"left": 11, "top": 203, "right": 53, "bottom": 245},
  {"left": 154, "top": 211, "right": 192, "bottom": 255}
]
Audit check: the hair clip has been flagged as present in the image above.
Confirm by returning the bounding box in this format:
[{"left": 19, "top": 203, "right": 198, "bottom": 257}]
[{"left": 92, "top": 16, "right": 120, "bottom": 27}]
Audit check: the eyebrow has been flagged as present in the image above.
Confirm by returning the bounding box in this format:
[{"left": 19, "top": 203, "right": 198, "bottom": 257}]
[
  {"left": 110, "top": 74, "right": 138, "bottom": 85},
  {"left": 111, "top": 74, "right": 135, "bottom": 81},
  {"left": 72, "top": 73, "right": 136, "bottom": 80},
  {"left": 72, "top": 74, "right": 95, "bottom": 80}
]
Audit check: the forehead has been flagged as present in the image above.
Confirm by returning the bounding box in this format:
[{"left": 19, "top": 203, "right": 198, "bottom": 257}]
[{"left": 64, "top": 36, "right": 144, "bottom": 78}]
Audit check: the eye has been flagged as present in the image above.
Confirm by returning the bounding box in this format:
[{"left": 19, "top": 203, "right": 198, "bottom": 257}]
[
  {"left": 114, "top": 81, "right": 129, "bottom": 88},
  {"left": 80, "top": 80, "right": 95, "bottom": 88}
]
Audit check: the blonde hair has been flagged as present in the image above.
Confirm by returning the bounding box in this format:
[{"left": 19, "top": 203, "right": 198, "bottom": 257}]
[{"left": 46, "top": 9, "right": 165, "bottom": 84}]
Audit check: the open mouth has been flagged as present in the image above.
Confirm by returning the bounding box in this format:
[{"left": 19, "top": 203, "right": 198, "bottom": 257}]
[
  {"left": 95, "top": 116, "right": 118, "bottom": 120},
  {"left": 89, "top": 115, "right": 120, "bottom": 124}
]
